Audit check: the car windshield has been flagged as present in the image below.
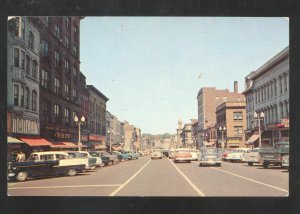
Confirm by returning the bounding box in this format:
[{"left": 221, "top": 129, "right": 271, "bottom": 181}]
[
  {"left": 89, "top": 152, "right": 99, "bottom": 157},
  {"left": 79, "top": 153, "right": 88, "bottom": 157}
]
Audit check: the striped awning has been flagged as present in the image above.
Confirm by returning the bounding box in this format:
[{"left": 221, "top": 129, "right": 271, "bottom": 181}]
[{"left": 246, "top": 135, "right": 259, "bottom": 145}]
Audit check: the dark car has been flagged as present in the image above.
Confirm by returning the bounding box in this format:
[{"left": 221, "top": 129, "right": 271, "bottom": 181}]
[{"left": 8, "top": 151, "right": 86, "bottom": 182}]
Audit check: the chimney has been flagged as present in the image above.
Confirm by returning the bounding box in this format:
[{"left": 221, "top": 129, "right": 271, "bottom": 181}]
[{"left": 234, "top": 81, "right": 238, "bottom": 93}]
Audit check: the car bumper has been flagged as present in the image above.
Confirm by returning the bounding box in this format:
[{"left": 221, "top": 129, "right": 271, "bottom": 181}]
[
  {"left": 8, "top": 172, "right": 15, "bottom": 178},
  {"left": 151, "top": 156, "right": 162, "bottom": 159},
  {"left": 199, "top": 160, "right": 222, "bottom": 165},
  {"left": 174, "top": 158, "right": 191, "bottom": 162}
]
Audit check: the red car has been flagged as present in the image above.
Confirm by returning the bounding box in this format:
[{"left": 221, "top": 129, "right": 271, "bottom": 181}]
[{"left": 174, "top": 151, "right": 192, "bottom": 163}]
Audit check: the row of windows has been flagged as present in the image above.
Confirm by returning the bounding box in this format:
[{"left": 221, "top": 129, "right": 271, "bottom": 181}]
[
  {"left": 53, "top": 50, "right": 78, "bottom": 74},
  {"left": 14, "top": 18, "right": 35, "bottom": 51},
  {"left": 14, "top": 48, "right": 38, "bottom": 80},
  {"left": 254, "top": 73, "right": 288, "bottom": 104},
  {"left": 13, "top": 84, "right": 37, "bottom": 112}
]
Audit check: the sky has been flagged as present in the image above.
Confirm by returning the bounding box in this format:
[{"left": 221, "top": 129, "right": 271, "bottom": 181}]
[{"left": 80, "top": 17, "right": 288, "bottom": 135}]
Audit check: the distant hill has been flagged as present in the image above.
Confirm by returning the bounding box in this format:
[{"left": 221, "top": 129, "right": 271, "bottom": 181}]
[{"left": 142, "top": 133, "right": 175, "bottom": 139}]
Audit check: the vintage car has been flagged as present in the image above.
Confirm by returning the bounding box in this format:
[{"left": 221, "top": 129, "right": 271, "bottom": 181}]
[
  {"left": 242, "top": 147, "right": 260, "bottom": 166},
  {"left": 126, "top": 151, "right": 139, "bottom": 160},
  {"left": 65, "top": 151, "right": 97, "bottom": 170},
  {"left": 259, "top": 141, "right": 289, "bottom": 169},
  {"left": 282, "top": 154, "right": 289, "bottom": 168},
  {"left": 98, "top": 151, "right": 120, "bottom": 165},
  {"left": 113, "top": 151, "right": 130, "bottom": 162},
  {"left": 168, "top": 148, "right": 176, "bottom": 159},
  {"left": 173, "top": 149, "right": 192, "bottom": 163},
  {"left": 7, "top": 151, "right": 86, "bottom": 182},
  {"left": 199, "top": 147, "right": 222, "bottom": 166},
  {"left": 224, "top": 148, "right": 251, "bottom": 162},
  {"left": 77, "top": 151, "right": 103, "bottom": 167},
  {"left": 189, "top": 149, "right": 199, "bottom": 161},
  {"left": 151, "top": 150, "right": 163, "bottom": 159},
  {"left": 88, "top": 151, "right": 110, "bottom": 166}
]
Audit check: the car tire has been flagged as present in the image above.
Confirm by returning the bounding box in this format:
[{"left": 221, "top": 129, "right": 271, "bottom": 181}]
[
  {"left": 248, "top": 162, "right": 253, "bottom": 166},
  {"left": 199, "top": 163, "right": 203, "bottom": 167},
  {"left": 90, "top": 166, "right": 96, "bottom": 170},
  {"left": 67, "top": 168, "right": 76, "bottom": 176},
  {"left": 263, "top": 163, "right": 269, "bottom": 169},
  {"left": 108, "top": 161, "right": 113, "bottom": 166},
  {"left": 16, "top": 171, "right": 28, "bottom": 182}
]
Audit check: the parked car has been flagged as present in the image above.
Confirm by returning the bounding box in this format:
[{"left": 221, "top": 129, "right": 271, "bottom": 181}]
[
  {"left": 138, "top": 151, "right": 145, "bottom": 156},
  {"left": 174, "top": 150, "right": 192, "bottom": 163},
  {"left": 77, "top": 151, "right": 103, "bottom": 167},
  {"left": 161, "top": 149, "right": 169, "bottom": 157},
  {"left": 224, "top": 148, "right": 251, "bottom": 162},
  {"left": 282, "top": 154, "right": 289, "bottom": 168},
  {"left": 259, "top": 141, "right": 289, "bottom": 169},
  {"left": 168, "top": 148, "right": 176, "bottom": 159},
  {"left": 114, "top": 151, "right": 129, "bottom": 162},
  {"left": 126, "top": 151, "right": 139, "bottom": 160},
  {"left": 88, "top": 151, "right": 108, "bottom": 167},
  {"left": 99, "top": 151, "right": 120, "bottom": 165},
  {"left": 151, "top": 150, "right": 163, "bottom": 159},
  {"left": 242, "top": 147, "right": 260, "bottom": 166},
  {"left": 65, "top": 151, "right": 97, "bottom": 170},
  {"left": 8, "top": 151, "right": 86, "bottom": 182},
  {"left": 199, "top": 147, "right": 222, "bottom": 166}
]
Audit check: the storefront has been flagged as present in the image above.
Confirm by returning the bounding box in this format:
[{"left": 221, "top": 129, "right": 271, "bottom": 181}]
[
  {"left": 89, "top": 134, "right": 107, "bottom": 150},
  {"left": 7, "top": 136, "right": 26, "bottom": 162}
]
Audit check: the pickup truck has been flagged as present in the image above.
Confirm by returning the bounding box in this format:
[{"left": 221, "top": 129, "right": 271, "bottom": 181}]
[
  {"left": 259, "top": 141, "right": 289, "bottom": 169},
  {"left": 8, "top": 151, "right": 86, "bottom": 182}
]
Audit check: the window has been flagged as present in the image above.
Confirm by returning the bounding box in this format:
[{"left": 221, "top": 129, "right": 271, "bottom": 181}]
[
  {"left": 234, "top": 126, "right": 243, "bottom": 135},
  {"left": 64, "top": 84, "right": 70, "bottom": 99},
  {"left": 64, "top": 36, "right": 69, "bottom": 48},
  {"left": 41, "top": 40, "right": 49, "bottom": 57},
  {"left": 21, "top": 51, "right": 25, "bottom": 69},
  {"left": 222, "top": 97, "right": 227, "bottom": 102},
  {"left": 54, "top": 78, "right": 60, "bottom": 94},
  {"left": 279, "top": 76, "right": 283, "bottom": 94},
  {"left": 25, "top": 87, "right": 30, "bottom": 109},
  {"left": 73, "top": 45, "right": 77, "bottom": 57},
  {"left": 14, "top": 48, "right": 19, "bottom": 67},
  {"left": 72, "top": 66, "right": 77, "bottom": 76},
  {"left": 14, "top": 84, "right": 19, "bottom": 106},
  {"left": 28, "top": 31, "right": 34, "bottom": 50},
  {"left": 284, "top": 74, "right": 288, "bottom": 92},
  {"left": 233, "top": 112, "right": 243, "bottom": 120},
  {"left": 72, "top": 89, "right": 77, "bottom": 100},
  {"left": 274, "top": 79, "right": 277, "bottom": 96},
  {"left": 54, "top": 104, "right": 61, "bottom": 120},
  {"left": 54, "top": 24, "right": 61, "bottom": 39},
  {"left": 26, "top": 55, "right": 30, "bottom": 75},
  {"left": 32, "top": 60, "right": 37, "bottom": 79},
  {"left": 21, "top": 19, "right": 25, "bottom": 39},
  {"left": 32, "top": 90, "right": 37, "bottom": 111},
  {"left": 270, "top": 82, "right": 273, "bottom": 98},
  {"left": 41, "top": 70, "right": 50, "bottom": 88},
  {"left": 42, "top": 99, "right": 51, "bottom": 122},
  {"left": 54, "top": 51, "right": 60, "bottom": 68},
  {"left": 65, "top": 60, "right": 70, "bottom": 73},
  {"left": 64, "top": 108, "right": 70, "bottom": 124},
  {"left": 20, "top": 86, "right": 24, "bottom": 107}
]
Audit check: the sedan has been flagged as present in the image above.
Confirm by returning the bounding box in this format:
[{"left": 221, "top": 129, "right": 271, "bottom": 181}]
[
  {"left": 174, "top": 151, "right": 192, "bottom": 163},
  {"left": 151, "top": 151, "right": 163, "bottom": 159}
]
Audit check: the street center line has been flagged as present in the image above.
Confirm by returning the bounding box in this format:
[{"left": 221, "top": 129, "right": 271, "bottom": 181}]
[
  {"left": 8, "top": 184, "right": 122, "bottom": 190},
  {"left": 168, "top": 159, "right": 205, "bottom": 196},
  {"left": 211, "top": 167, "right": 288, "bottom": 193},
  {"left": 109, "top": 159, "right": 152, "bottom": 196}
]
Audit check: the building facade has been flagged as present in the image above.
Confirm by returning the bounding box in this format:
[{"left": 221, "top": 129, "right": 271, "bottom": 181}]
[
  {"left": 176, "top": 119, "right": 183, "bottom": 148},
  {"left": 243, "top": 47, "right": 289, "bottom": 147},
  {"left": 216, "top": 101, "right": 247, "bottom": 148},
  {"left": 197, "top": 82, "right": 245, "bottom": 148},
  {"left": 87, "top": 85, "right": 108, "bottom": 149},
  {"left": 7, "top": 17, "right": 45, "bottom": 141},
  {"left": 37, "top": 17, "right": 85, "bottom": 149}
]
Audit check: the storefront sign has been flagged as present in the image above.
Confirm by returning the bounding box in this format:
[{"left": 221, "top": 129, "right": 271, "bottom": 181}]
[
  {"left": 12, "top": 118, "right": 39, "bottom": 135},
  {"left": 53, "top": 131, "right": 73, "bottom": 140}
]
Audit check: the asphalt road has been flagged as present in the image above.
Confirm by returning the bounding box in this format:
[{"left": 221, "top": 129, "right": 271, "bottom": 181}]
[{"left": 7, "top": 156, "right": 288, "bottom": 197}]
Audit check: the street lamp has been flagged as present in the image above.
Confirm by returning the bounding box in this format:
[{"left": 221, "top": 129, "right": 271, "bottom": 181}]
[
  {"left": 74, "top": 115, "right": 85, "bottom": 151},
  {"left": 107, "top": 129, "right": 113, "bottom": 152},
  {"left": 219, "top": 126, "right": 226, "bottom": 148},
  {"left": 254, "top": 111, "right": 265, "bottom": 147}
]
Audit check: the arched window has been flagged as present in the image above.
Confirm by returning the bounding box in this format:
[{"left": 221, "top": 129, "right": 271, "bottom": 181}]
[
  {"left": 14, "top": 84, "right": 19, "bottom": 106},
  {"left": 32, "top": 60, "right": 37, "bottom": 79},
  {"left": 25, "top": 87, "right": 30, "bottom": 109},
  {"left": 32, "top": 90, "right": 37, "bottom": 111},
  {"left": 26, "top": 55, "right": 30, "bottom": 75},
  {"left": 28, "top": 31, "right": 34, "bottom": 50}
]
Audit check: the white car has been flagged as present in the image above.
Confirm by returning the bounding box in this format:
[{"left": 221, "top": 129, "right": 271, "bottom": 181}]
[
  {"left": 151, "top": 151, "right": 163, "bottom": 159},
  {"left": 242, "top": 148, "right": 260, "bottom": 166},
  {"left": 225, "top": 148, "right": 251, "bottom": 162},
  {"left": 189, "top": 149, "right": 199, "bottom": 161},
  {"left": 78, "top": 151, "right": 103, "bottom": 167}
]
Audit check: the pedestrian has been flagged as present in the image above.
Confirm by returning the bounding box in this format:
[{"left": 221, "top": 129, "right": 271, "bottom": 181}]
[{"left": 16, "top": 151, "right": 26, "bottom": 162}]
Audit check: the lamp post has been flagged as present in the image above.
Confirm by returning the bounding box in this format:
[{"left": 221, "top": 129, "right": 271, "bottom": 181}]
[
  {"left": 254, "top": 111, "right": 265, "bottom": 147},
  {"left": 219, "top": 126, "right": 226, "bottom": 148},
  {"left": 107, "top": 129, "right": 113, "bottom": 152},
  {"left": 74, "top": 115, "right": 85, "bottom": 151}
]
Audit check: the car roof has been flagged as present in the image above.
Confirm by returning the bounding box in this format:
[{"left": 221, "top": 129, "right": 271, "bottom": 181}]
[{"left": 30, "top": 151, "right": 69, "bottom": 155}]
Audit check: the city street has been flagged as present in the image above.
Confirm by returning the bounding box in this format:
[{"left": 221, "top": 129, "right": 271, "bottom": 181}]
[{"left": 7, "top": 156, "right": 288, "bottom": 197}]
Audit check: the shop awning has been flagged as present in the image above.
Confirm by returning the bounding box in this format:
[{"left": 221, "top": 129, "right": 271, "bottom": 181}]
[
  {"left": 19, "top": 137, "right": 53, "bottom": 146},
  {"left": 49, "top": 141, "right": 78, "bottom": 148},
  {"left": 90, "top": 142, "right": 107, "bottom": 149},
  {"left": 246, "top": 134, "right": 259, "bottom": 145},
  {"left": 7, "top": 137, "right": 25, "bottom": 144}
]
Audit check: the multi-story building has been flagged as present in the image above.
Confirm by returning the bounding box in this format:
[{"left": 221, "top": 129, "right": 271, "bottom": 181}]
[
  {"left": 87, "top": 85, "right": 108, "bottom": 150},
  {"left": 7, "top": 17, "right": 46, "bottom": 154},
  {"left": 105, "top": 111, "right": 124, "bottom": 150},
  {"left": 181, "top": 119, "right": 197, "bottom": 148},
  {"left": 197, "top": 81, "right": 245, "bottom": 148},
  {"left": 215, "top": 101, "right": 247, "bottom": 148},
  {"left": 242, "top": 47, "right": 289, "bottom": 147},
  {"left": 123, "top": 121, "right": 140, "bottom": 151},
  {"left": 39, "top": 17, "right": 85, "bottom": 149},
  {"left": 176, "top": 119, "right": 183, "bottom": 148}
]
